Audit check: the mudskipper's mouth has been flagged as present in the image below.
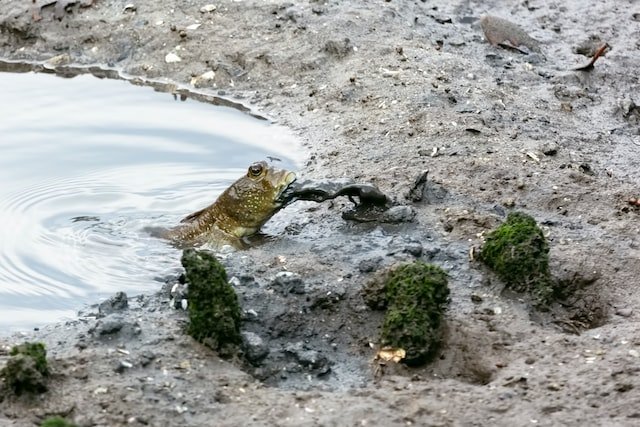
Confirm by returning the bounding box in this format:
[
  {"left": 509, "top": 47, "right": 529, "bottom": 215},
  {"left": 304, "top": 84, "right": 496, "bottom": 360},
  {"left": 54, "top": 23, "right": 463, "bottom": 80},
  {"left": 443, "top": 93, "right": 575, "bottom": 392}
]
[{"left": 275, "top": 172, "right": 298, "bottom": 206}]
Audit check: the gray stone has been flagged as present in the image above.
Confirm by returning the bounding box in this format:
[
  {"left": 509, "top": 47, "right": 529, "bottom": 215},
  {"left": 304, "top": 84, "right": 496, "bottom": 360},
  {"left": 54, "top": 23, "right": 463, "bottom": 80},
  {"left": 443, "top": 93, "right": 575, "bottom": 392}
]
[
  {"left": 358, "top": 257, "right": 382, "bottom": 273},
  {"left": 98, "top": 291, "right": 128, "bottom": 317},
  {"left": 273, "top": 272, "right": 305, "bottom": 294},
  {"left": 90, "top": 314, "right": 141, "bottom": 338},
  {"left": 284, "top": 342, "right": 331, "bottom": 375},
  {"left": 380, "top": 206, "right": 416, "bottom": 223},
  {"left": 403, "top": 242, "right": 423, "bottom": 257},
  {"left": 139, "top": 350, "right": 156, "bottom": 367},
  {"left": 114, "top": 359, "right": 134, "bottom": 373},
  {"left": 93, "top": 314, "right": 125, "bottom": 335},
  {"left": 241, "top": 331, "right": 269, "bottom": 364},
  {"left": 615, "top": 307, "right": 633, "bottom": 318}
]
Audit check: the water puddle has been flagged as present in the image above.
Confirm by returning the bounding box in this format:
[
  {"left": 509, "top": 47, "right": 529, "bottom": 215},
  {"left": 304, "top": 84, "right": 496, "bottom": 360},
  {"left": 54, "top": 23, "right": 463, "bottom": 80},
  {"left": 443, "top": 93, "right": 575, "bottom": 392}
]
[{"left": 0, "top": 62, "right": 303, "bottom": 332}]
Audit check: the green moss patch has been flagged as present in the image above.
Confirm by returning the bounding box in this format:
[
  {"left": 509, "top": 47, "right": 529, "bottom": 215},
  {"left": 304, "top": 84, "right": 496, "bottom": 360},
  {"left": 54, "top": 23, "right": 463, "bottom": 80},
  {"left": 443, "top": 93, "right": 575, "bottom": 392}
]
[
  {"left": 377, "top": 262, "right": 450, "bottom": 365},
  {"left": 1, "top": 342, "right": 49, "bottom": 395},
  {"left": 41, "top": 417, "right": 77, "bottom": 427},
  {"left": 181, "top": 249, "right": 242, "bottom": 354},
  {"left": 479, "top": 211, "right": 554, "bottom": 305}
]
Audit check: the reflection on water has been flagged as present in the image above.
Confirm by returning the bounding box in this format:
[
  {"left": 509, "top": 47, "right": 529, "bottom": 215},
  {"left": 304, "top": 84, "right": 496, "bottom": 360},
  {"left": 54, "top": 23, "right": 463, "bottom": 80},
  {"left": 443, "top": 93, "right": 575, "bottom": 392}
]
[{"left": 0, "top": 71, "right": 301, "bottom": 333}]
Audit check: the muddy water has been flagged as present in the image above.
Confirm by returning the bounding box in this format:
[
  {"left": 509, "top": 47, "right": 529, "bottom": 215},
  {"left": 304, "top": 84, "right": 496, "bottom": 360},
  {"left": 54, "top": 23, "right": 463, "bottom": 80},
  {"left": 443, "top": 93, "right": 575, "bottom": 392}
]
[{"left": 0, "top": 70, "right": 301, "bottom": 332}]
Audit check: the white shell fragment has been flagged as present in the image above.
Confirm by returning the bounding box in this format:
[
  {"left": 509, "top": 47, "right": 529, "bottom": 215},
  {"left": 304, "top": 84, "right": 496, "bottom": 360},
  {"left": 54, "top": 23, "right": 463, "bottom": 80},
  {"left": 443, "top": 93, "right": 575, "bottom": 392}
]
[
  {"left": 380, "top": 68, "right": 401, "bottom": 78},
  {"left": 200, "top": 4, "right": 216, "bottom": 13},
  {"left": 93, "top": 387, "right": 108, "bottom": 395},
  {"left": 45, "top": 53, "right": 71, "bottom": 67},
  {"left": 526, "top": 151, "right": 540, "bottom": 162},
  {"left": 190, "top": 70, "right": 216, "bottom": 87},
  {"left": 186, "top": 23, "right": 202, "bottom": 30},
  {"left": 165, "top": 52, "right": 182, "bottom": 63}
]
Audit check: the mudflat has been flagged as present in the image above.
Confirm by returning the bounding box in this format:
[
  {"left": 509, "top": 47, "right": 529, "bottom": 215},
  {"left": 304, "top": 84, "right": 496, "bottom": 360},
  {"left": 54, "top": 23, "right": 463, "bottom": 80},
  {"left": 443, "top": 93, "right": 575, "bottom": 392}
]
[{"left": 1, "top": 1, "right": 640, "bottom": 426}]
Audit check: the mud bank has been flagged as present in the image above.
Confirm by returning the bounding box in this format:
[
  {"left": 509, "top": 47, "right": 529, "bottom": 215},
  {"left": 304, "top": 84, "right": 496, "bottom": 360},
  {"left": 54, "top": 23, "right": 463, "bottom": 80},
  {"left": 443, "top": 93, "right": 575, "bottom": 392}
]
[{"left": 2, "top": 0, "right": 640, "bottom": 426}]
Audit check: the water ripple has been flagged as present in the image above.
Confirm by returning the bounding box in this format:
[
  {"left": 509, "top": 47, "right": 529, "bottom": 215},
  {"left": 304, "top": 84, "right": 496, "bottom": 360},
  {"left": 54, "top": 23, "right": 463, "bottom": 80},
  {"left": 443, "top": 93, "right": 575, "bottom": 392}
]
[{"left": 0, "top": 71, "right": 301, "bottom": 332}]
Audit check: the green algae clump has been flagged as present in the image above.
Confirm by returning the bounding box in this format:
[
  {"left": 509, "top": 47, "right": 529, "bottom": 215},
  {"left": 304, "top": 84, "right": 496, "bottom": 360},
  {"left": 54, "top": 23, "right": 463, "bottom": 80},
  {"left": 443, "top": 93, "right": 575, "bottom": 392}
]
[
  {"left": 1, "top": 342, "right": 49, "bottom": 395},
  {"left": 41, "top": 417, "right": 77, "bottom": 427},
  {"left": 181, "top": 249, "right": 242, "bottom": 354},
  {"left": 479, "top": 211, "right": 554, "bottom": 304},
  {"left": 379, "top": 262, "right": 450, "bottom": 365}
]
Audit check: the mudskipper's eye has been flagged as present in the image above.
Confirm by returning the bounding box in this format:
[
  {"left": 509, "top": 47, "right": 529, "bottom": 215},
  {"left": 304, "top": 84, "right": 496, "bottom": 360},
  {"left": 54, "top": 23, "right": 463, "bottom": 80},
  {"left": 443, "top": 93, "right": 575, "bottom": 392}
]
[{"left": 248, "top": 163, "right": 264, "bottom": 177}]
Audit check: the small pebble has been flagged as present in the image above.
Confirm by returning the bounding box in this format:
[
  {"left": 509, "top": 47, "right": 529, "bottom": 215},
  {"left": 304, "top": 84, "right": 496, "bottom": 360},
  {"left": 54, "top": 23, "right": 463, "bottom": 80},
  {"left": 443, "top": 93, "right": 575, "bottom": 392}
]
[
  {"left": 380, "top": 206, "right": 416, "bottom": 223},
  {"left": 358, "top": 258, "right": 382, "bottom": 273},
  {"left": 114, "top": 360, "right": 133, "bottom": 373},
  {"left": 273, "top": 271, "right": 305, "bottom": 294},
  {"left": 503, "top": 198, "right": 515, "bottom": 208},
  {"left": 241, "top": 331, "right": 269, "bottom": 364},
  {"left": 98, "top": 291, "right": 129, "bottom": 317},
  {"left": 165, "top": 52, "right": 182, "bottom": 63},
  {"left": 93, "top": 387, "right": 108, "bottom": 395},
  {"left": 403, "top": 242, "right": 423, "bottom": 257},
  {"left": 200, "top": 4, "right": 216, "bottom": 13},
  {"left": 615, "top": 307, "right": 633, "bottom": 317},
  {"left": 541, "top": 142, "right": 559, "bottom": 156}
]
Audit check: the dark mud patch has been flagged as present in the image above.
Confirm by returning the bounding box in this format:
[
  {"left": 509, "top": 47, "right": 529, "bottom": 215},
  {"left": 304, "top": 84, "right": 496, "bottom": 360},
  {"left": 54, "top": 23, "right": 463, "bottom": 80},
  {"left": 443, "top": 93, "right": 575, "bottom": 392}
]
[
  {"left": 155, "top": 209, "right": 502, "bottom": 391},
  {"left": 549, "top": 260, "right": 609, "bottom": 333},
  {"left": 211, "top": 196, "right": 621, "bottom": 391}
]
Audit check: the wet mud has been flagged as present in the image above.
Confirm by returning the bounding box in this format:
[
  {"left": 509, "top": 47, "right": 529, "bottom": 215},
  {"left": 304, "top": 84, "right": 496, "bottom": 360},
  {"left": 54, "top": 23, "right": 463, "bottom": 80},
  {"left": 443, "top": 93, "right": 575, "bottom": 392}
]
[{"left": 2, "top": 0, "right": 640, "bottom": 426}]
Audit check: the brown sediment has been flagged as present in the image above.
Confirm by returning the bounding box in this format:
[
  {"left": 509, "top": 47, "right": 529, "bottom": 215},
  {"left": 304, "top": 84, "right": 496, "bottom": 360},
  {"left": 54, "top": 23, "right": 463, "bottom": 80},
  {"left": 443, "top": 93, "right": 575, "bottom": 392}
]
[{"left": 480, "top": 15, "right": 542, "bottom": 55}]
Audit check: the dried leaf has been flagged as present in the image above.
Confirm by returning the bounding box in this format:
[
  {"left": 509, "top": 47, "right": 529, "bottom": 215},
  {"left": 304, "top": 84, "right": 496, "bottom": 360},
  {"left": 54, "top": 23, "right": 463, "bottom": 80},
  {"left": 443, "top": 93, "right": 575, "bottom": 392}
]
[
  {"left": 375, "top": 347, "right": 406, "bottom": 363},
  {"left": 480, "top": 15, "right": 542, "bottom": 55}
]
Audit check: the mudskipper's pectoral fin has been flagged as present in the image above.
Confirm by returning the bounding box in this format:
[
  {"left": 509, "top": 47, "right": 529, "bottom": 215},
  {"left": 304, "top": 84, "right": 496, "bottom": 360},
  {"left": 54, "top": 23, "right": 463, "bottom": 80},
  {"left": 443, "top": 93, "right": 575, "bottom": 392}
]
[{"left": 180, "top": 207, "right": 208, "bottom": 223}]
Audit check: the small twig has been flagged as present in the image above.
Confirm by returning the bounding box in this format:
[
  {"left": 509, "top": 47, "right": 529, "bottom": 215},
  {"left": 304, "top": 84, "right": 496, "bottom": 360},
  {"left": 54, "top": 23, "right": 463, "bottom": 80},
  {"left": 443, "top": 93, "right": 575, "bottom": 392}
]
[
  {"left": 497, "top": 42, "right": 529, "bottom": 55},
  {"left": 574, "top": 43, "right": 610, "bottom": 72}
]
